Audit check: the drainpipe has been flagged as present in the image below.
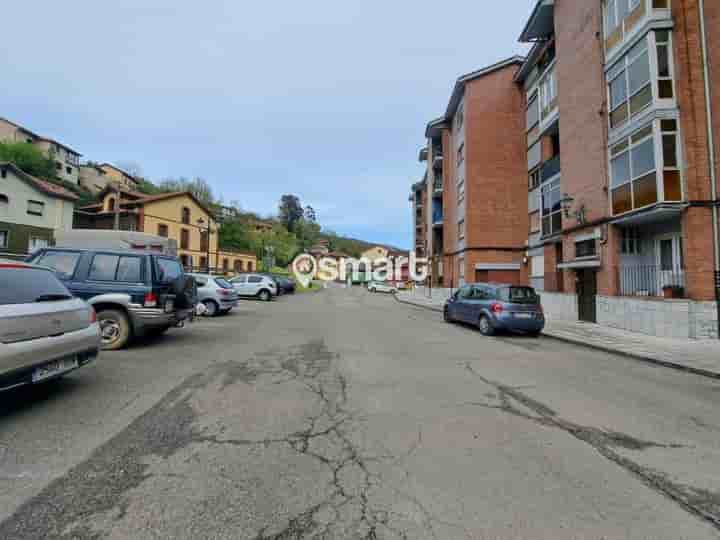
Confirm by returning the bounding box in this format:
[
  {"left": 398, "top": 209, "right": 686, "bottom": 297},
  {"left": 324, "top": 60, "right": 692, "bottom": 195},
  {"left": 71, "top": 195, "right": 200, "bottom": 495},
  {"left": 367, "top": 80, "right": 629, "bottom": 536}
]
[{"left": 698, "top": 0, "right": 720, "bottom": 338}]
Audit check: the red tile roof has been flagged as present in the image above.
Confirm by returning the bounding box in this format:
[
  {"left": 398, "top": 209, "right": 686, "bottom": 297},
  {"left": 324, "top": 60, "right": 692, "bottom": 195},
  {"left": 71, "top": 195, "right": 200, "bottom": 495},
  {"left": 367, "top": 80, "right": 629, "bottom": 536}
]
[{"left": 0, "top": 162, "right": 78, "bottom": 201}]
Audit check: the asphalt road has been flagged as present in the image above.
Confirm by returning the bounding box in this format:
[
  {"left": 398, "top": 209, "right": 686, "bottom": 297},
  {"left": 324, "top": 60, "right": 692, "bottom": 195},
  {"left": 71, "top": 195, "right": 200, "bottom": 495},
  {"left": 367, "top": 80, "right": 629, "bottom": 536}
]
[{"left": 1, "top": 284, "right": 720, "bottom": 539}]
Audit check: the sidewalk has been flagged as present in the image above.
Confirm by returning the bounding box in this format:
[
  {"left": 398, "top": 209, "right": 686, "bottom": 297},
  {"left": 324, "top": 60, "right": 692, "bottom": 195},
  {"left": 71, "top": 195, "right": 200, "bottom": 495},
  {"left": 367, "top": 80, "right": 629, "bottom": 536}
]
[{"left": 395, "top": 290, "right": 720, "bottom": 379}]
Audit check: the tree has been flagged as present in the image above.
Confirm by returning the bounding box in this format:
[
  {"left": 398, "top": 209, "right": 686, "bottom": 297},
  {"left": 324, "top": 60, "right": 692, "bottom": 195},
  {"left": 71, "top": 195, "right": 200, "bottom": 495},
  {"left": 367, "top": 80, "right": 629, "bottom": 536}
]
[
  {"left": 304, "top": 205, "right": 317, "bottom": 223},
  {"left": 278, "top": 194, "right": 304, "bottom": 232},
  {"left": 157, "top": 176, "right": 216, "bottom": 205},
  {"left": 294, "top": 218, "right": 321, "bottom": 251},
  {"left": 0, "top": 142, "right": 56, "bottom": 179},
  {"left": 218, "top": 220, "right": 258, "bottom": 252}
]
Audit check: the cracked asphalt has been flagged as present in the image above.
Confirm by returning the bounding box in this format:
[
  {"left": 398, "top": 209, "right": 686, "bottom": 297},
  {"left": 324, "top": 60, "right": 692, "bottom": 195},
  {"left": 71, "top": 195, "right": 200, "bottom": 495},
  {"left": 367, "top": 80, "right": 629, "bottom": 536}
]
[{"left": 2, "top": 285, "right": 720, "bottom": 539}]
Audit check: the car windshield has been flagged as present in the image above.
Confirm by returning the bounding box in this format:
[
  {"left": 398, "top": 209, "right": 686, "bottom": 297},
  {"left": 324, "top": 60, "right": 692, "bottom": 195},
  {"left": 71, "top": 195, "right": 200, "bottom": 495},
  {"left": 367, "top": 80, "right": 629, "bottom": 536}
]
[
  {"left": 499, "top": 287, "right": 539, "bottom": 304},
  {"left": 0, "top": 266, "right": 73, "bottom": 305}
]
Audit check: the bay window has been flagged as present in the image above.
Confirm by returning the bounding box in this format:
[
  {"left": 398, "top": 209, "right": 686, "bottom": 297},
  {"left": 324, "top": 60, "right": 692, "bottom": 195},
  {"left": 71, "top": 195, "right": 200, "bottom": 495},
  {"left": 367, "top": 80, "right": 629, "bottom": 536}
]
[
  {"left": 541, "top": 179, "right": 561, "bottom": 237},
  {"left": 610, "top": 120, "right": 682, "bottom": 215},
  {"left": 607, "top": 31, "right": 676, "bottom": 129}
]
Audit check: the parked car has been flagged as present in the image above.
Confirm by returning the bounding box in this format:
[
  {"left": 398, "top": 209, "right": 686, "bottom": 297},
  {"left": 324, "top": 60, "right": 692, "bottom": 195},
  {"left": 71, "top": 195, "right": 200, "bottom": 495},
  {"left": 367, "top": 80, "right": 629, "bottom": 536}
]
[
  {"left": 271, "top": 274, "right": 296, "bottom": 294},
  {"left": 0, "top": 260, "right": 100, "bottom": 392},
  {"left": 368, "top": 281, "right": 398, "bottom": 294},
  {"left": 444, "top": 283, "right": 545, "bottom": 336},
  {"left": 188, "top": 273, "right": 238, "bottom": 316},
  {"left": 230, "top": 273, "right": 277, "bottom": 301},
  {"left": 27, "top": 248, "right": 197, "bottom": 350}
]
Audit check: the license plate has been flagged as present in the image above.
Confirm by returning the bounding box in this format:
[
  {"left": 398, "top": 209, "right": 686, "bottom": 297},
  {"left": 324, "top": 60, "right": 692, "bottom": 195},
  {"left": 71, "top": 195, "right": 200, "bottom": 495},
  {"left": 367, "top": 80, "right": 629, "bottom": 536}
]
[
  {"left": 32, "top": 356, "right": 79, "bottom": 382},
  {"left": 515, "top": 313, "right": 533, "bottom": 319}
]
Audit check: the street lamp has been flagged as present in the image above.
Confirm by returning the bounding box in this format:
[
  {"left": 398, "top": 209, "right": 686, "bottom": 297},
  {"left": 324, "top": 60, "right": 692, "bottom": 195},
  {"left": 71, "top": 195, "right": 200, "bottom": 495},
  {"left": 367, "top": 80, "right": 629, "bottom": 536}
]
[{"left": 197, "top": 217, "right": 212, "bottom": 273}]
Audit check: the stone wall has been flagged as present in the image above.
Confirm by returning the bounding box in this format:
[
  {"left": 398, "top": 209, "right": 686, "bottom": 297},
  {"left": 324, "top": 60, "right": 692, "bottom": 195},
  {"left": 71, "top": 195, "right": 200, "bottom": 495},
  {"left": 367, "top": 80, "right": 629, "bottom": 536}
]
[
  {"left": 597, "top": 295, "right": 719, "bottom": 340},
  {"left": 539, "top": 291, "right": 578, "bottom": 322}
]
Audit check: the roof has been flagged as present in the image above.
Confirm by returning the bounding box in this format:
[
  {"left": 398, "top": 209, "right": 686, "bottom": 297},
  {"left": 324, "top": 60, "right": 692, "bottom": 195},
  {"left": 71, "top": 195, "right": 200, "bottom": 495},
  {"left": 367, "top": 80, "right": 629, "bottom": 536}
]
[
  {"left": 445, "top": 56, "right": 526, "bottom": 119},
  {"left": 0, "top": 162, "right": 79, "bottom": 201},
  {"left": 99, "top": 163, "right": 139, "bottom": 182},
  {"left": 0, "top": 117, "right": 81, "bottom": 156},
  {"left": 519, "top": 0, "right": 555, "bottom": 43},
  {"left": 424, "top": 117, "right": 448, "bottom": 139},
  {"left": 514, "top": 41, "right": 545, "bottom": 83},
  {"left": 82, "top": 188, "right": 216, "bottom": 218}
]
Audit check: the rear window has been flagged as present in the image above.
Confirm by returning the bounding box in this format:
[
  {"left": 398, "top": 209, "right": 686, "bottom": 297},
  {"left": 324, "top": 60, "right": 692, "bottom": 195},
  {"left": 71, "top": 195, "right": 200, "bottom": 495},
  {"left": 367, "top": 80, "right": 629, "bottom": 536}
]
[
  {"left": 156, "top": 258, "right": 183, "bottom": 282},
  {"left": 32, "top": 250, "right": 81, "bottom": 279},
  {"left": 499, "top": 287, "right": 539, "bottom": 304},
  {"left": 214, "top": 278, "right": 233, "bottom": 289},
  {"left": 0, "top": 267, "right": 72, "bottom": 305},
  {"left": 248, "top": 276, "right": 263, "bottom": 284}
]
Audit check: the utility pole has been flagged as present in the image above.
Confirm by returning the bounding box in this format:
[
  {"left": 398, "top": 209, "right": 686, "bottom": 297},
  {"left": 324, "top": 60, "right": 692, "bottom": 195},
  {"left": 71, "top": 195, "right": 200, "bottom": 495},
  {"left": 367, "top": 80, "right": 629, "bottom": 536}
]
[{"left": 113, "top": 182, "right": 121, "bottom": 230}]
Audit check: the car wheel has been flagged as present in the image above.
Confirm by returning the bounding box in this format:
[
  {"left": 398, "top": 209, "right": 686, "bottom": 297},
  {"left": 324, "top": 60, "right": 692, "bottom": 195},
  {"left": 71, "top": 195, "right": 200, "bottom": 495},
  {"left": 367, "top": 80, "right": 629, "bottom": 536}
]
[
  {"left": 97, "top": 309, "right": 132, "bottom": 350},
  {"left": 202, "top": 300, "right": 219, "bottom": 317},
  {"left": 258, "top": 289, "right": 271, "bottom": 302},
  {"left": 443, "top": 307, "right": 453, "bottom": 323},
  {"left": 478, "top": 315, "right": 495, "bottom": 336}
]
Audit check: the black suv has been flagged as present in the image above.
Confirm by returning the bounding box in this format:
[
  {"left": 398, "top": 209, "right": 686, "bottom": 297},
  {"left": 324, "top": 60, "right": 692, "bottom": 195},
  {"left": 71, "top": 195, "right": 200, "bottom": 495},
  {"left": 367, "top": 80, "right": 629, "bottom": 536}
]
[{"left": 27, "top": 248, "right": 197, "bottom": 350}]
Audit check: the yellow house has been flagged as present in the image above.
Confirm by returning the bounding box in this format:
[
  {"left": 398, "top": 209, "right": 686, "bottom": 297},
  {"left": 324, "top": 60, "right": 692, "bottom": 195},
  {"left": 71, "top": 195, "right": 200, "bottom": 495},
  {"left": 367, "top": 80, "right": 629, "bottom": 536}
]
[
  {"left": 77, "top": 188, "right": 257, "bottom": 273},
  {"left": 99, "top": 163, "right": 140, "bottom": 190}
]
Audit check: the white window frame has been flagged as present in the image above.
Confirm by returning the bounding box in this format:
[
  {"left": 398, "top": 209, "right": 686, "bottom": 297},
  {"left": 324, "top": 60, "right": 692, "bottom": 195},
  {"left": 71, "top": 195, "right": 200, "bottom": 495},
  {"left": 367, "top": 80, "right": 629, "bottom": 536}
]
[
  {"left": 27, "top": 200, "right": 45, "bottom": 217},
  {"left": 28, "top": 236, "right": 48, "bottom": 253},
  {"left": 0, "top": 230, "right": 8, "bottom": 249},
  {"left": 458, "top": 219, "right": 465, "bottom": 240},
  {"left": 457, "top": 177, "right": 465, "bottom": 203}
]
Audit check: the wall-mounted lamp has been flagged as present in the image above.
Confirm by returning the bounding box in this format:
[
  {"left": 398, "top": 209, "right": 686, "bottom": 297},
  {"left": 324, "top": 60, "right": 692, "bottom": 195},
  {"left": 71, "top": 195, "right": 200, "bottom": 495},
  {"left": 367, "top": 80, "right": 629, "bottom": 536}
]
[{"left": 561, "top": 193, "right": 587, "bottom": 225}]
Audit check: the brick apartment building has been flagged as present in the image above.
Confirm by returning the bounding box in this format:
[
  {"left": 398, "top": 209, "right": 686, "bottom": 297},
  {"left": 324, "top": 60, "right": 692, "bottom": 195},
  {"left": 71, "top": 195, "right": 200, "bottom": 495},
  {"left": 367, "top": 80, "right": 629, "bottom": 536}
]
[
  {"left": 515, "top": 0, "right": 719, "bottom": 338},
  {"left": 411, "top": 0, "right": 719, "bottom": 339},
  {"left": 414, "top": 58, "right": 529, "bottom": 289}
]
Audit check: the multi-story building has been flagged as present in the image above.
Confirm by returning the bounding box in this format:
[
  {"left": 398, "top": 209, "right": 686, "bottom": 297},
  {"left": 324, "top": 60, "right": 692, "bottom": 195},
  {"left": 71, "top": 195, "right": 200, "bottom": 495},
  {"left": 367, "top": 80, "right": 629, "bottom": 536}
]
[
  {"left": 516, "top": 0, "right": 719, "bottom": 339},
  {"left": 417, "top": 58, "right": 528, "bottom": 289},
  {"left": 409, "top": 177, "right": 427, "bottom": 260},
  {"left": 0, "top": 117, "right": 81, "bottom": 186},
  {"left": 76, "top": 188, "right": 256, "bottom": 273},
  {"left": 0, "top": 162, "right": 78, "bottom": 257},
  {"left": 99, "top": 163, "right": 140, "bottom": 191}
]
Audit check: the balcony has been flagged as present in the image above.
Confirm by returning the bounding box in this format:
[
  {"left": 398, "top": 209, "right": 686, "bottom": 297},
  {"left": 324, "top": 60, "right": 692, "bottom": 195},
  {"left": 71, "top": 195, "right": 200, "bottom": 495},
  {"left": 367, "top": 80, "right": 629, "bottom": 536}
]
[
  {"left": 432, "top": 210, "right": 443, "bottom": 227},
  {"left": 541, "top": 154, "right": 561, "bottom": 182},
  {"left": 418, "top": 147, "right": 428, "bottom": 163},
  {"left": 432, "top": 154, "right": 443, "bottom": 171},
  {"left": 619, "top": 264, "right": 685, "bottom": 298},
  {"left": 433, "top": 176, "right": 443, "bottom": 196}
]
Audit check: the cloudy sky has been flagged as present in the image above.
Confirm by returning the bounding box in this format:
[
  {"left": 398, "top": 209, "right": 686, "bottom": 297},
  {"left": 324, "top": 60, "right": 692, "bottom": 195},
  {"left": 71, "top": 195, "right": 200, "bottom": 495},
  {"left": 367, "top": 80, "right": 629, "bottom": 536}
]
[{"left": 3, "top": 1, "right": 532, "bottom": 248}]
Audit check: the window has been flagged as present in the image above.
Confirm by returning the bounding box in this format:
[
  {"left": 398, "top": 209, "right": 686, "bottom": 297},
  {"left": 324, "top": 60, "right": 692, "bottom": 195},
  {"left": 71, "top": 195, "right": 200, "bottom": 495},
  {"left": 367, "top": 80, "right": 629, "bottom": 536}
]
[
  {"left": 116, "top": 256, "right": 142, "bottom": 282},
  {"left": 526, "top": 93, "right": 539, "bottom": 130},
  {"left": 27, "top": 200, "right": 45, "bottom": 216},
  {"left": 610, "top": 124, "right": 658, "bottom": 214},
  {"left": 181, "top": 207, "right": 191, "bottom": 224},
  {"left": 108, "top": 197, "right": 116, "bottom": 211},
  {"left": 621, "top": 227, "right": 642, "bottom": 254},
  {"left": 248, "top": 276, "right": 263, "bottom": 284},
  {"left": 531, "top": 255, "right": 545, "bottom": 278},
  {"left": 528, "top": 141, "right": 542, "bottom": 171},
  {"left": 0, "top": 194, "right": 7, "bottom": 215},
  {"left": 156, "top": 257, "right": 183, "bottom": 282},
  {"left": 235, "top": 260, "right": 244, "bottom": 272},
  {"left": 541, "top": 178, "right": 562, "bottom": 236},
  {"left": 200, "top": 231, "right": 209, "bottom": 252},
  {"left": 1, "top": 168, "right": 6, "bottom": 178},
  {"left": 55, "top": 162, "right": 62, "bottom": 171},
  {"left": 65, "top": 166, "right": 72, "bottom": 175},
  {"left": 457, "top": 143, "right": 465, "bottom": 167},
  {"left": 529, "top": 167, "right": 541, "bottom": 190},
  {"left": 458, "top": 256, "right": 465, "bottom": 280},
  {"left": 655, "top": 30, "right": 674, "bottom": 99},
  {"left": 458, "top": 219, "right": 465, "bottom": 240},
  {"left": 158, "top": 224, "right": 168, "bottom": 237},
  {"left": 457, "top": 178, "right": 465, "bottom": 202},
  {"left": 88, "top": 254, "right": 142, "bottom": 281},
  {"left": 540, "top": 66, "right": 557, "bottom": 115},
  {"left": 456, "top": 104, "right": 464, "bottom": 132},
  {"left": 34, "top": 250, "right": 82, "bottom": 279},
  {"left": 180, "top": 228, "right": 190, "bottom": 249},
  {"left": 199, "top": 256, "right": 208, "bottom": 270},
  {"left": 28, "top": 237, "right": 48, "bottom": 253},
  {"left": 661, "top": 119, "right": 682, "bottom": 200},
  {"left": 247, "top": 261, "right": 254, "bottom": 272},
  {"left": 223, "top": 258, "right": 229, "bottom": 271},
  {"left": 0, "top": 267, "right": 71, "bottom": 306},
  {"left": 0, "top": 230, "right": 7, "bottom": 249},
  {"left": 576, "top": 239, "right": 597, "bottom": 258}
]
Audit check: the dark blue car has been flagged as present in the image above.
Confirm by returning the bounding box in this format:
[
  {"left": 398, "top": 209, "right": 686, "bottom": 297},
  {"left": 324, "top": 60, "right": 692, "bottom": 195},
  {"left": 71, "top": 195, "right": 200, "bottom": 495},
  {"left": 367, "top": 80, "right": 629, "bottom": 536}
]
[{"left": 444, "top": 283, "right": 545, "bottom": 336}]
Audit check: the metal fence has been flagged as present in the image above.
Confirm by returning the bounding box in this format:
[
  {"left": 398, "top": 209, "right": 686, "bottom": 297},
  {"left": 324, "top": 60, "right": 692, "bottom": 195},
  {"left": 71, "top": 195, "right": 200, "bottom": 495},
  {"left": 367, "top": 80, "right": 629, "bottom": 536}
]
[{"left": 619, "top": 264, "right": 686, "bottom": 297}]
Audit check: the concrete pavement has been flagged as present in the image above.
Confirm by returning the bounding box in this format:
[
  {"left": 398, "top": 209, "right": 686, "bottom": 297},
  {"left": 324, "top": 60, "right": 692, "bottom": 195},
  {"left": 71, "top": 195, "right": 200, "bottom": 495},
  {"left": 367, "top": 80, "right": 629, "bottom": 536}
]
[
  {"left": 1, "top": 286, "right": 720, "bottom": 538},
  {"left": 396, "top": 289, "right": 720, "bottom": 379}
]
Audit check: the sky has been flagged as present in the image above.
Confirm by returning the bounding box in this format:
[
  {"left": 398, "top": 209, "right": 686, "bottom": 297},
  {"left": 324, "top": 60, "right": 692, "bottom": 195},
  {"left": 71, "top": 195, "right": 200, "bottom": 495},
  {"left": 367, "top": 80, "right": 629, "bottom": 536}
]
[{"left": 2, "top": 1, "right": 533, "bottom": 249}]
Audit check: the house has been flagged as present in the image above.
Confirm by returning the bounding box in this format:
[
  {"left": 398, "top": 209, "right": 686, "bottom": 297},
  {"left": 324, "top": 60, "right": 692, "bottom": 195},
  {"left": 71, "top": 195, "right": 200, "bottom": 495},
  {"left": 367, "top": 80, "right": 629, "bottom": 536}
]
[
  {"left": 0, "top": 117, "right": 82, "bottom": 187},
  {"left": 0, "top": 162, "right": 78, "bottom": 256},
  {"left": 78, "top": 163, "right": 110, "bottom": 194},
  {"left": 415, "top": 57, "right": 528, "bottom": 289},
  {"left": 511, "top": 0, "right": 719, "bottom": 339},
  {"left": 98, "top": 163, "right": 140, "bottom": 191},
  {"left": 75, "top": 187, "right": 256, "bottom": 272}
]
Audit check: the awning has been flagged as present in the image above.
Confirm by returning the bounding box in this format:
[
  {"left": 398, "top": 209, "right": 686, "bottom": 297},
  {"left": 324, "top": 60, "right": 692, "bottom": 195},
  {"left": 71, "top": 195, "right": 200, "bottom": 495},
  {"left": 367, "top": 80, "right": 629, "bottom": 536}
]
[{"left": 557, "top": 257, "right": 601, "bottom": 270}]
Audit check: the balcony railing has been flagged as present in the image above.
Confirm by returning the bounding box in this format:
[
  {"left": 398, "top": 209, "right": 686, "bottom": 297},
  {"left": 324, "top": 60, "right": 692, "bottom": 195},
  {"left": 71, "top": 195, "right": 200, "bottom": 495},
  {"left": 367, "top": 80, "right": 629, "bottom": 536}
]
[
  {"left": 432, "top": 154, "right": 443, "bottom": 170},
  {"left": 541, "top": 154, "right": 561, "bottom": 182},
  {"left": 432, "top": 208, "right": 443, "bottom": 225},
  {"left": 619, "top": 264, "right": 686, "bottom": 297},
  {"left": 433, "top": 176, "right": 443, "bottom": 194}
]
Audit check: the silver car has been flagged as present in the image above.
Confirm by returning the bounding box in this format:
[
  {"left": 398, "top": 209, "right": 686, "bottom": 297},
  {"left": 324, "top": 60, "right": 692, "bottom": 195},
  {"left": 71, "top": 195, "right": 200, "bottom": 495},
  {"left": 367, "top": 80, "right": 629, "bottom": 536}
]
[
  {"left": 0, "top": 260, "right": 100, "bottom": 392},
  {"left": 188, "top": 273, "right": 239, "bottom": 316},
  {"left": 368, "top": 281, "right": 398, "bottom": 294},
  {"left": 230, "top": 273, "right": 277, "bottom": 301}
]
